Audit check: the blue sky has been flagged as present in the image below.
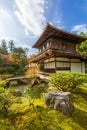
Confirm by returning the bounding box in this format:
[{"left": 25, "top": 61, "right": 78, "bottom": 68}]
[{"left": 0, "top": 0, "right": 87, "bottom": 55}]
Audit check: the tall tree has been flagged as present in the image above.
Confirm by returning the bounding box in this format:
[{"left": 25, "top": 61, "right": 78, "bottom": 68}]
[
  {"left": 0, "top": 54, "right": 4, "bottom": 65},
  {"left": 8, "top": 40, "right": 15, "bottom": 53},
  {"left": 77, "top": 32, "right": 87, "bottom": 58},
  {"left": 11, "top": 47, "right": 28, "bottom": 75},
  {"left": 0, "top": 40, "right": 8, "bottom": 54},
  {"left": 79, "top": 32, "right": 86, "bottom": 37},
  {"left": 77, "top": 40, "right": 87, "bottom": 58},
  {"left": 24, "top": 48, "right": 29, "bottom": 56}
]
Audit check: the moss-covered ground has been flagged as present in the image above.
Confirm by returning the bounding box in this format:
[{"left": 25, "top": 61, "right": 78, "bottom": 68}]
[{"left": 0, "top": 83, "right": 87, "bottom": 130}]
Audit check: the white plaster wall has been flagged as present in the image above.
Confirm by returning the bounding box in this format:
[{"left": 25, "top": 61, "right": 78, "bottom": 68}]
[
  {"left": 71, "top": 63, "right": 81, "bottom": 72},
  {"left": 71, "top": 59, "right": 80, "bottom": 62},
  {"left": 44, "top": 58, "right": 55, "bottom": 63}
]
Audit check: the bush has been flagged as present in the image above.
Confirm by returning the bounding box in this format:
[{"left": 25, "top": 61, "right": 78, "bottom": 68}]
[
  {"left": 49, "top": 72, "right": 87, "bottom": 92},
  {"left": 28, "top": 84, "right": 48, "bottom": 99},
  {"left": 0, "top": 80, "right": 7, "bottom": 88},
  {"left": 0, "top": 66, "right": 15, "bottom": 74}
]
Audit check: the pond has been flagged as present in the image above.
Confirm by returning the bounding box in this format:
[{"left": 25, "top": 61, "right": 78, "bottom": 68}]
[{"left": 12, "top": 84, "right": 29, "bottom": 94}]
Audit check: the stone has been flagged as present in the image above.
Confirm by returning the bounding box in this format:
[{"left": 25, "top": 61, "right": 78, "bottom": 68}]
[
  {"left": 15, "top": 90, "right": 22, "bottom": 96},
  {"left": 45, "top": 92, "right": 74, "bottom": 116}
]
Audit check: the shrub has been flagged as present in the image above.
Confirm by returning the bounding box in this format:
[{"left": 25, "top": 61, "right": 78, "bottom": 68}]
[
  {"left": 0, "top": 80, "right": 7, "bottom": 88},
  {"left": 0, "top": 66, "right": 15, "bottom": 74},
  {"left": 0, "top": 84, "right": 22, "bottom": 116},
  {"left": 28, "top": 84, "right": 48, "bottom": 99},
  {"left": 49, "top": 72, "right": 87, "bottom": 92}
]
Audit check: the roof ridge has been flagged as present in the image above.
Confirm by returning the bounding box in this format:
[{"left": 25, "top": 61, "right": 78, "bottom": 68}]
[
  {"left": 46, "top": 23, "right": 87, "bottom": 39},
  {"left": 33, "top": 23, "right": 87, "bottom": 48}
]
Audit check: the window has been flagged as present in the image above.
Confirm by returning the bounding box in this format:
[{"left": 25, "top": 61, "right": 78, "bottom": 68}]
[{"left": 56, "top": 62, "right": 70, "bottom": 70}]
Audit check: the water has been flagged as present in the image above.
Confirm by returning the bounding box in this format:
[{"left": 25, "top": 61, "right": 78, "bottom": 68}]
[{"left": 12, "top": 84, "right": 29, "bottom": 94}]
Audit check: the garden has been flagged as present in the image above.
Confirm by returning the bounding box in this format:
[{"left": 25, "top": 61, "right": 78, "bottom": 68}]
[{"left": 0, "top": 72, "right": 87, "bottom": 130}]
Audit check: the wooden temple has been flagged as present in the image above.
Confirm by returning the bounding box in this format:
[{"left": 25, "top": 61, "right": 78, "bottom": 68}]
[{"left": 31, "top": 23, "right": 87, "bottom": 74}]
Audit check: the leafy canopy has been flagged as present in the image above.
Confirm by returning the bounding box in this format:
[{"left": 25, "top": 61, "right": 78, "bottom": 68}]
[{"left": 49, "top": 72, "right": 87, "bottom": 92}]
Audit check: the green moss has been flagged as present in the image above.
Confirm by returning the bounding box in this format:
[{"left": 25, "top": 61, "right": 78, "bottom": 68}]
[{"left": 0, "top": 80, "right": 87, "bottom": 130}]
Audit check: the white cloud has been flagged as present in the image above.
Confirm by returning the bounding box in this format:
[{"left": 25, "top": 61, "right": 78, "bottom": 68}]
[
  {"left": 0, "top": 8, "right": 12, "bottom": 34},
  {"left": 71, "top": 24, "right": 87, "bottom": 34},
  {"left": 0, "top": 7, "right": 24, "bottom": 38},
  {"left": 14, "top": 0, "right": 46, "bottom": 36},
  {"left": 0, "top": 8, "right": 11, "bottom": 20},
  {"left": 16, "top": 41, "right": 31, "bottom": 49}
]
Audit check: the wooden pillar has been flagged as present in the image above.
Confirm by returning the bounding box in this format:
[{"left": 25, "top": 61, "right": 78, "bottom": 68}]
[
  {"left": 81, "top": 62, "right": 83, "bottom": 73},
  {"left": 70, "top": 58, "right": 71, "bottom": 72},
  {"left": 55, "top": 56, "right": 57, "bottom": 72}
]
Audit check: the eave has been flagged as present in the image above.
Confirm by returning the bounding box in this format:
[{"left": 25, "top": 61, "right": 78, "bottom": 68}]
[
  {"left": 33, "top": 23, "right": 87, "bottom": 48},
  {"left": 31, "top": 49, "right": 82, "bottom": 63}
]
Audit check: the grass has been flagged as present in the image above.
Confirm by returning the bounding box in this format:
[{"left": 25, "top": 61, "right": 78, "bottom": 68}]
[{"left": 0, "top": 84, "right": 87, "bottom": 130}]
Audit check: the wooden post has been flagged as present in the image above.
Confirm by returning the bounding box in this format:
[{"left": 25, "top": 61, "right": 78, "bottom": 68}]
[
  {"left": 55, "top": 56, "right": 57, "bottom": 72},
  {"left": 81, "top": 62, "right": 83, "bottom": 73},
  {"left": 70, "top": 58, "right": 71, "bottom": 72}
]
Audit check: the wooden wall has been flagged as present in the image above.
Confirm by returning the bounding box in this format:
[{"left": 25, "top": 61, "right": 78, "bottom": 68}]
[{"left": 39, "top": 37, "right": 76, "bottom": 54}]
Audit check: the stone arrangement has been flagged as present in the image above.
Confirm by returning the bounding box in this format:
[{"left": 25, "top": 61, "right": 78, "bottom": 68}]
[{"left": 45, "top": 92, "right": 74, "bottom": 116}]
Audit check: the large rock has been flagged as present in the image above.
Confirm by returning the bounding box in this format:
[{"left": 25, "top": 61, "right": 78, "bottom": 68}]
[{"left": 45, "top": 92, "right": 74, "bottom": 116}]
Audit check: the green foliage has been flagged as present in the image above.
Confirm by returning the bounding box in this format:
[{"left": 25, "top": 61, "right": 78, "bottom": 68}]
[
  {"left": 77, "top": 40, "right": 87, "bottom": 58},
  {"left": 0, "top": 40, "right": 8, "bottom": 54},
  {"left": 0, "top": 80, "right": 87, "bottom": 130},
  {"left": 0, "top": 39, "right": 28, "bottom": 76},
  {"left": 77, "top": 32, "right": 87, "bottom": 59},
  {"left": 0, "top": 87, "right": 12, "bottom": 115},
  {"left": 0, "top": 84, "right": 22, "bottom": 117},
  {"left": 0, "top": 66, "right": 16, "bottom": 74},
  {"left": 49, "top": 72, "right": 87, "bottom": 91},
  {"left": 28, "top": 84, "right": 48, "bottom": 99},
  {"left": 0, "top": 80, "right": 7, "bottom": 88},
  {"left": 0, "top": 54, "right": 4, "bottom": 64},
  {"left": 77, "top": 33, "right": 87, "bottom": 73},
  {"left": 11, "top": 47, "right": 28, "bottom": 75}
]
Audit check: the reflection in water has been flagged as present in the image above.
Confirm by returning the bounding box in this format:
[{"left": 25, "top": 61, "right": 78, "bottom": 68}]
[{"left": 12, "top": 84, "right": 29, "bottom": 94}]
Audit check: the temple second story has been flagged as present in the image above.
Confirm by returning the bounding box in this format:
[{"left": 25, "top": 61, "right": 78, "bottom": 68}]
[{"left": 33, "top": 23, "right": 86, "bottom": 57}]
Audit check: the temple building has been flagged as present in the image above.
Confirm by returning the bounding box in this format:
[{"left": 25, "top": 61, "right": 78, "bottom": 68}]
[{"left": 31, "top": 23, "right": 87, "bottom": 74}]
